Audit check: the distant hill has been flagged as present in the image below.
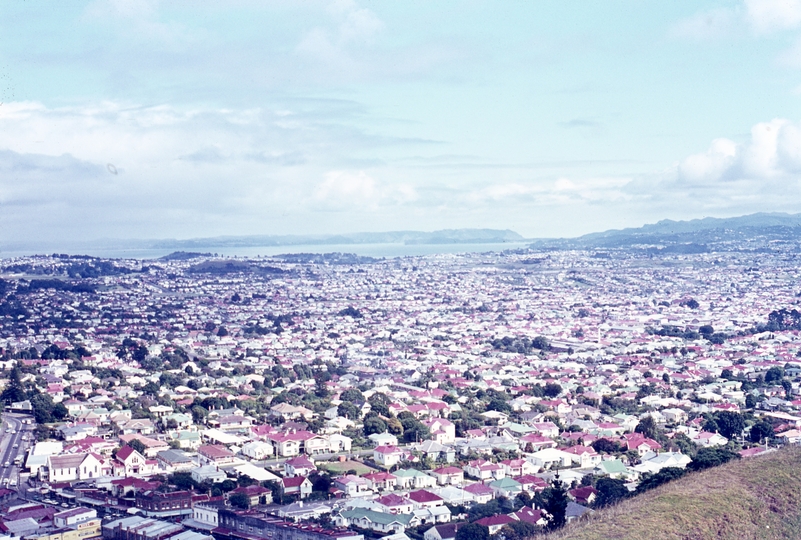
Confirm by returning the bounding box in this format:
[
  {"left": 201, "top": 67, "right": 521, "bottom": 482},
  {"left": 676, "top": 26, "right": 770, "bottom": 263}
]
[
  {"left": 549, "top": 447, "right": 801, "bottom": 540},
  {"left": 146, "top": 228, "right": 525, "bottom": 249},
  {"left": 532, "top": 212, "right": 801, "bottom": 252}
]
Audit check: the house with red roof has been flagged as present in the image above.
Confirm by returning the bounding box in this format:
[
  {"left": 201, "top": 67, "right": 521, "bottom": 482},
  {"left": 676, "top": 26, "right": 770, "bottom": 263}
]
[
  {"left": 430, "top": 466, "right": 464, "bottom": 486},
  {"left": 281, "top": 476, "right": 312, "bottom": 499},
  {"left": 284, "top": 455, "right": 316, "bottom": 477},
  {"left": 463, "top": 482, "right": 494, "bottom": 504},
  {"left": 475, "top": 515, "right": 515, "bottom": 534},
  {"left": 407, "top": 489, "right": 444, "bottom": 509},
  {"left": 510, "top": 506, "right": 547, "bottom": 526},
  {"left": 373, "top": 445, "right": 405, "bottom": 468},
  {"left": 363, "top": 471, "right": 398, "bottom": 491}
]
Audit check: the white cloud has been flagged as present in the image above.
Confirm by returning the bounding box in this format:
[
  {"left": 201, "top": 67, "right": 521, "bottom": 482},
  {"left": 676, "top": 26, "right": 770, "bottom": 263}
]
[
  {"left": 670, "top": 8, "right": 739, "bottom": 40},
  {"left": 744, "top": 0, "right": 801, "bottom": 33}
]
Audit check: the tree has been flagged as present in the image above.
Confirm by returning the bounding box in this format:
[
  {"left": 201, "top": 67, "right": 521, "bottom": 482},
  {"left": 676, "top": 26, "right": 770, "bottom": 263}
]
[
  {"left": 591, "top": 438, "right": 621, "bottom": 455},
  {"left": 229, "top": 492, "right": 250, "bottom": 509},
  {"left": 765, "top": 366, "right": 784, "bottom": 384},
  {"left": 749, "top": 420, "right": 774, "bottom": 443},
  {"left": 595, "top": 477, "right": 629, "bottom": 507},
  {"left": 543, "top": 383, "right": 562, "bottom": 398},
  {"left": 455, "top": 523, "right": 489, "bottom": 540},
  {"left": 337, "top": 402, "right": 361, "bottom": 420},
  {"left": 386, "top": 417, "right": 404, "bottom": 436},
  {"left": 0, "top": 366, "right": 26, "bottom": 404},
  {"left": 714, "top": 411, "right": 745, "bottom": 440},
  {"left": 128, "top": 439, "right": 147, "bottom": 455},
  {"left": 340, "top": 388, "right": 365, "bottom": 403},
  {"left": 634, "top": 416, "right": 658, "bottom": 439},
  {"left": 689, "top": 447, "right": 739, "bottom": 471},
  {"left": 745, "top": 394, "right": 758, "bottom": 409},
  {"left": 363, "top": 416, "right": 387, "bottom": 436},
  {"left": 541, "top": 477, "right": 569, "bottom": 531}
]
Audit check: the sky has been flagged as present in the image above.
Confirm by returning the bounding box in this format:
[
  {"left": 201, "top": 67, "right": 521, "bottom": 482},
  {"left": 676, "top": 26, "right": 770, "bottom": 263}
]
[{"left": 3, "top": 0, "right": 801, "bottom": 244}]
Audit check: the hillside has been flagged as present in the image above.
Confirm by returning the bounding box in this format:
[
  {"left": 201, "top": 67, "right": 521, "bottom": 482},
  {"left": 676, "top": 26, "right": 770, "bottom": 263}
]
[
  {"left": 531, "top": 212, "right": 801, "bottom": 252},
  {"left": 549, "top": 447, "right": 801, "bottom": 540}
]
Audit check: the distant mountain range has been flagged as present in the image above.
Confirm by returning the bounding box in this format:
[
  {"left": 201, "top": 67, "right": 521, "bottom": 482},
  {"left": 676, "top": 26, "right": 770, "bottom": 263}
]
[
  {"left": 531, "top": 212, "right": 801, "bottom": 252},
  {"left": 1, "top": 228, "right": 526, "bottom": 253}
]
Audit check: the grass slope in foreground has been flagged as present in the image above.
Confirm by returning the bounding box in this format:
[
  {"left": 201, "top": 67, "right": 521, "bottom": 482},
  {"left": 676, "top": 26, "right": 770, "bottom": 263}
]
[{"left": 549, "top": 447, "right": 801, "bottom": 540}]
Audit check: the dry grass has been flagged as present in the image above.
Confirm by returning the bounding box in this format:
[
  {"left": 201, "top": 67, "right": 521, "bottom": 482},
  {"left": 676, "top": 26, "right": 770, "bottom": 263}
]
[
  {"left": 548, "top": 447, "right": 801, "bottom": 540},
  {"left": 320, "top": 460, "right": 376, "bottom": 475}
]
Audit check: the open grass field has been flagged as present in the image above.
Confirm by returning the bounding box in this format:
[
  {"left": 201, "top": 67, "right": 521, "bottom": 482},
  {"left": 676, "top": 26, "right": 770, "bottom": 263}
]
[
  {"left": 320, "top": 460, "right": 376, "bottom": 475},
  {"left": 549, "top": 447, "right": 801, "bottom": 540}
]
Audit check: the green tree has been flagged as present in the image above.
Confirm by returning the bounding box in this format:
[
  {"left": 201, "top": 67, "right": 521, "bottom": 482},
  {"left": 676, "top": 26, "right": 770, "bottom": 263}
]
[
  {"left": 340, "top": 388, "right": 365, "bottom": 403},
  {"left": 541, "top": 477, "right": 569, "bottom": 531},
  {"left": 455, "top": 523, "right": 489, "bottom": 540},
  {"left": 229, "top": 492, "right": 249, "bottom": 509},
  {"left": 337, "top": 402, "right": 361, "bottom": 420},
  {"left": 363, "top": 416, "right": 387, "bottom": 436},
  {"left": 634, "top": 416, "right": 658, "bottom": 439},
  {"left": 543, "top": 383, "right": 562, "bottom": 398},
  {"left": 595, "top": 477, "right": 629, "bottom": 507},
  {"left": 765, "top": 366, "right": 784, "bottom": 384},
  {"left": 749, "top": 420, "right": 774, "bottom": 443},
  {"left": 689, "top": 447, "right": 740, "bottom": 471},
  {"left": 714, "top": 411, "right": 745, "bottom": 440},
  {"left": 128, "top": 439, "right": 147, "bottom": 455}
]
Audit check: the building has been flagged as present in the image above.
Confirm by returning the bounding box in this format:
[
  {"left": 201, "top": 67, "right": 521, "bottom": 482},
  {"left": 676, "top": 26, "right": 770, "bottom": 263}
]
[{"left": 135, "top": 490, "right": 194, "bottom": 518}]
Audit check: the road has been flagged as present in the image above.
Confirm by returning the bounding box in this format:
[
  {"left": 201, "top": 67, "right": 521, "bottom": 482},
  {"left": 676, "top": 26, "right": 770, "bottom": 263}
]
[{"left": 0, "top": 412, "right": 34, "bottom": 489}]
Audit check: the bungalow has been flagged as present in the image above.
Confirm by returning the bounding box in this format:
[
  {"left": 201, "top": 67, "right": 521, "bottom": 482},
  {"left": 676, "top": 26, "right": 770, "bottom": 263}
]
[
  {"left": 281, "top": 476, "right": 312, "bottom": 499},
  {"left": 593, "top": 459, "right": 637, "bottom": 480},
  {"left": 568, "top": 486, "right": 598, "bottom": 506},
  {"left": 561, "top": 446, "right": 601, "bottom": 468},
  {"left": 407, "top": 489, "right": 444, "bottom": 509},
  {"left": 337, "top": 508, "right": 415, "bottom": 534},
  {"left": 284, "top": 456, "right": 316, "bottom": 478},
  {"left": 430, "top": 466, "right": 464, "bottom": 486},
  {"left": 463, "top": 482, "right": 494, "bottom": 504},
  {"left": 424, "top": 523, "right": 462, "bottom": 540},
  {"left": 374, "top": 445, "right": 405, "bottom": 468},
  {"left": 368, "top": 432, "right": 399, "bottom": 447},
  {"left": 527, "top": 448, "right": 573, "bottom": 470},
  {"left": 394, "top": 468, "right": 437, "bottom": 489},
  {"left": 500, "top": 459, "right": 535, "bottom": 477},
  {"left": 691, "top": 431, "right": 728, "bottom": 447},
  {"left": 364, "top": 471, "right": 398, "bottom": 491},
  {"left": 241, "top": 441, "right": 275, "bottom": 461},
  {"left": 514, "top": 474, "right": 547, "bottom": 493},
  {"left": 198, "top": 445, "right": 236, "bottom": 466},
  {"left": 464, "top": 459, "right": 505, "bottom": 481},
  {"left": 376, "top": 493, "right": 414, "bottom": 514},
  {"left": 510, "top": 506, "right": 547, "bottom": 526},
  {"left": 475, "top": 515, "right": 515, "bottom": 535},
  {"left": 488, "top": 477, "right": 522, "bottom": 498},
  {"left": 334, "top": 475, "right": 372, "bottom": 497}
]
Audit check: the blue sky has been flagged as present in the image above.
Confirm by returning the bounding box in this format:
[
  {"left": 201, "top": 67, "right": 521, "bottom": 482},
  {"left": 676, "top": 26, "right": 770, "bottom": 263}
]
[{"left": 3, "top": 0, "right": 801, "bottom": 243}]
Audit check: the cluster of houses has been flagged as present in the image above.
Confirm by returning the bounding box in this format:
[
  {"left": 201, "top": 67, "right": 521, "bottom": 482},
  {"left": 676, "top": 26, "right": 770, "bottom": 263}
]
[{"left": 1, "top": 249, "right": 801, "bottom": 539}]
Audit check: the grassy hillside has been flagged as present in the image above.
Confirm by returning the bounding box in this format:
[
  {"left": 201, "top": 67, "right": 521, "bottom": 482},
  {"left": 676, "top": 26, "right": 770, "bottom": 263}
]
[{"left": 549, "top": 447, "right": 801, "bottom": 540}]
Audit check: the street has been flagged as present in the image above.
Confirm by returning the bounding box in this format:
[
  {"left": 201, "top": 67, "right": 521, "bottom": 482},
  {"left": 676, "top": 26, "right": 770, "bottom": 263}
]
[{"left": 0, "top": 412, "right": 34, "bottom": 490}]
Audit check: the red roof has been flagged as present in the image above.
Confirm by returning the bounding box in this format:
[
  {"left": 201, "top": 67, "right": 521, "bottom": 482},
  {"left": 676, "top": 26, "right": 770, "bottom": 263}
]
[{"left": 407, "top": 489, "right": 443, "bottom": 503}]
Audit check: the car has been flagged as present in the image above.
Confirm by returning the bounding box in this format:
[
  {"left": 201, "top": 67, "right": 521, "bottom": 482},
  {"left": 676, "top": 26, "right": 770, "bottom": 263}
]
[
  {"left": 12, "top": 443, "right": 18, "bottom": 448},
  {"left": 3, "top": 462, "right": 9, "bottom": 468}
]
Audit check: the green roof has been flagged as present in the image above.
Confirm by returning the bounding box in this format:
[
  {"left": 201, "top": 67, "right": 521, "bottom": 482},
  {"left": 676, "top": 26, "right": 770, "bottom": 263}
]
[
  {"left": 341, "top": 509, "right": 414, "bottom": 526},
  {"left": 598, "top": 460, "right": 627, "bottom": 474},
  {"left": 394, "top": 468, "right": 430, "bottom": 478},
  {"left": 489, "top": 477, "right": 522, "bottom": 489}
]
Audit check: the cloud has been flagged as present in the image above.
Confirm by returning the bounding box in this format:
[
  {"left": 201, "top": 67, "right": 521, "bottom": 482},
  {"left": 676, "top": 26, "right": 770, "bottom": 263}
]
[
  {"left": 744, "top": 0, "right": 801, "bottom": 33},
  {"left": 670, "top": 7, "right": 739, "bottom": 40},
  {"left": 311, "top": 170, "right": 417, "bottom": 211},
  {"left": 671, "top": 0, "right": 801, "bottom": 40}
]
